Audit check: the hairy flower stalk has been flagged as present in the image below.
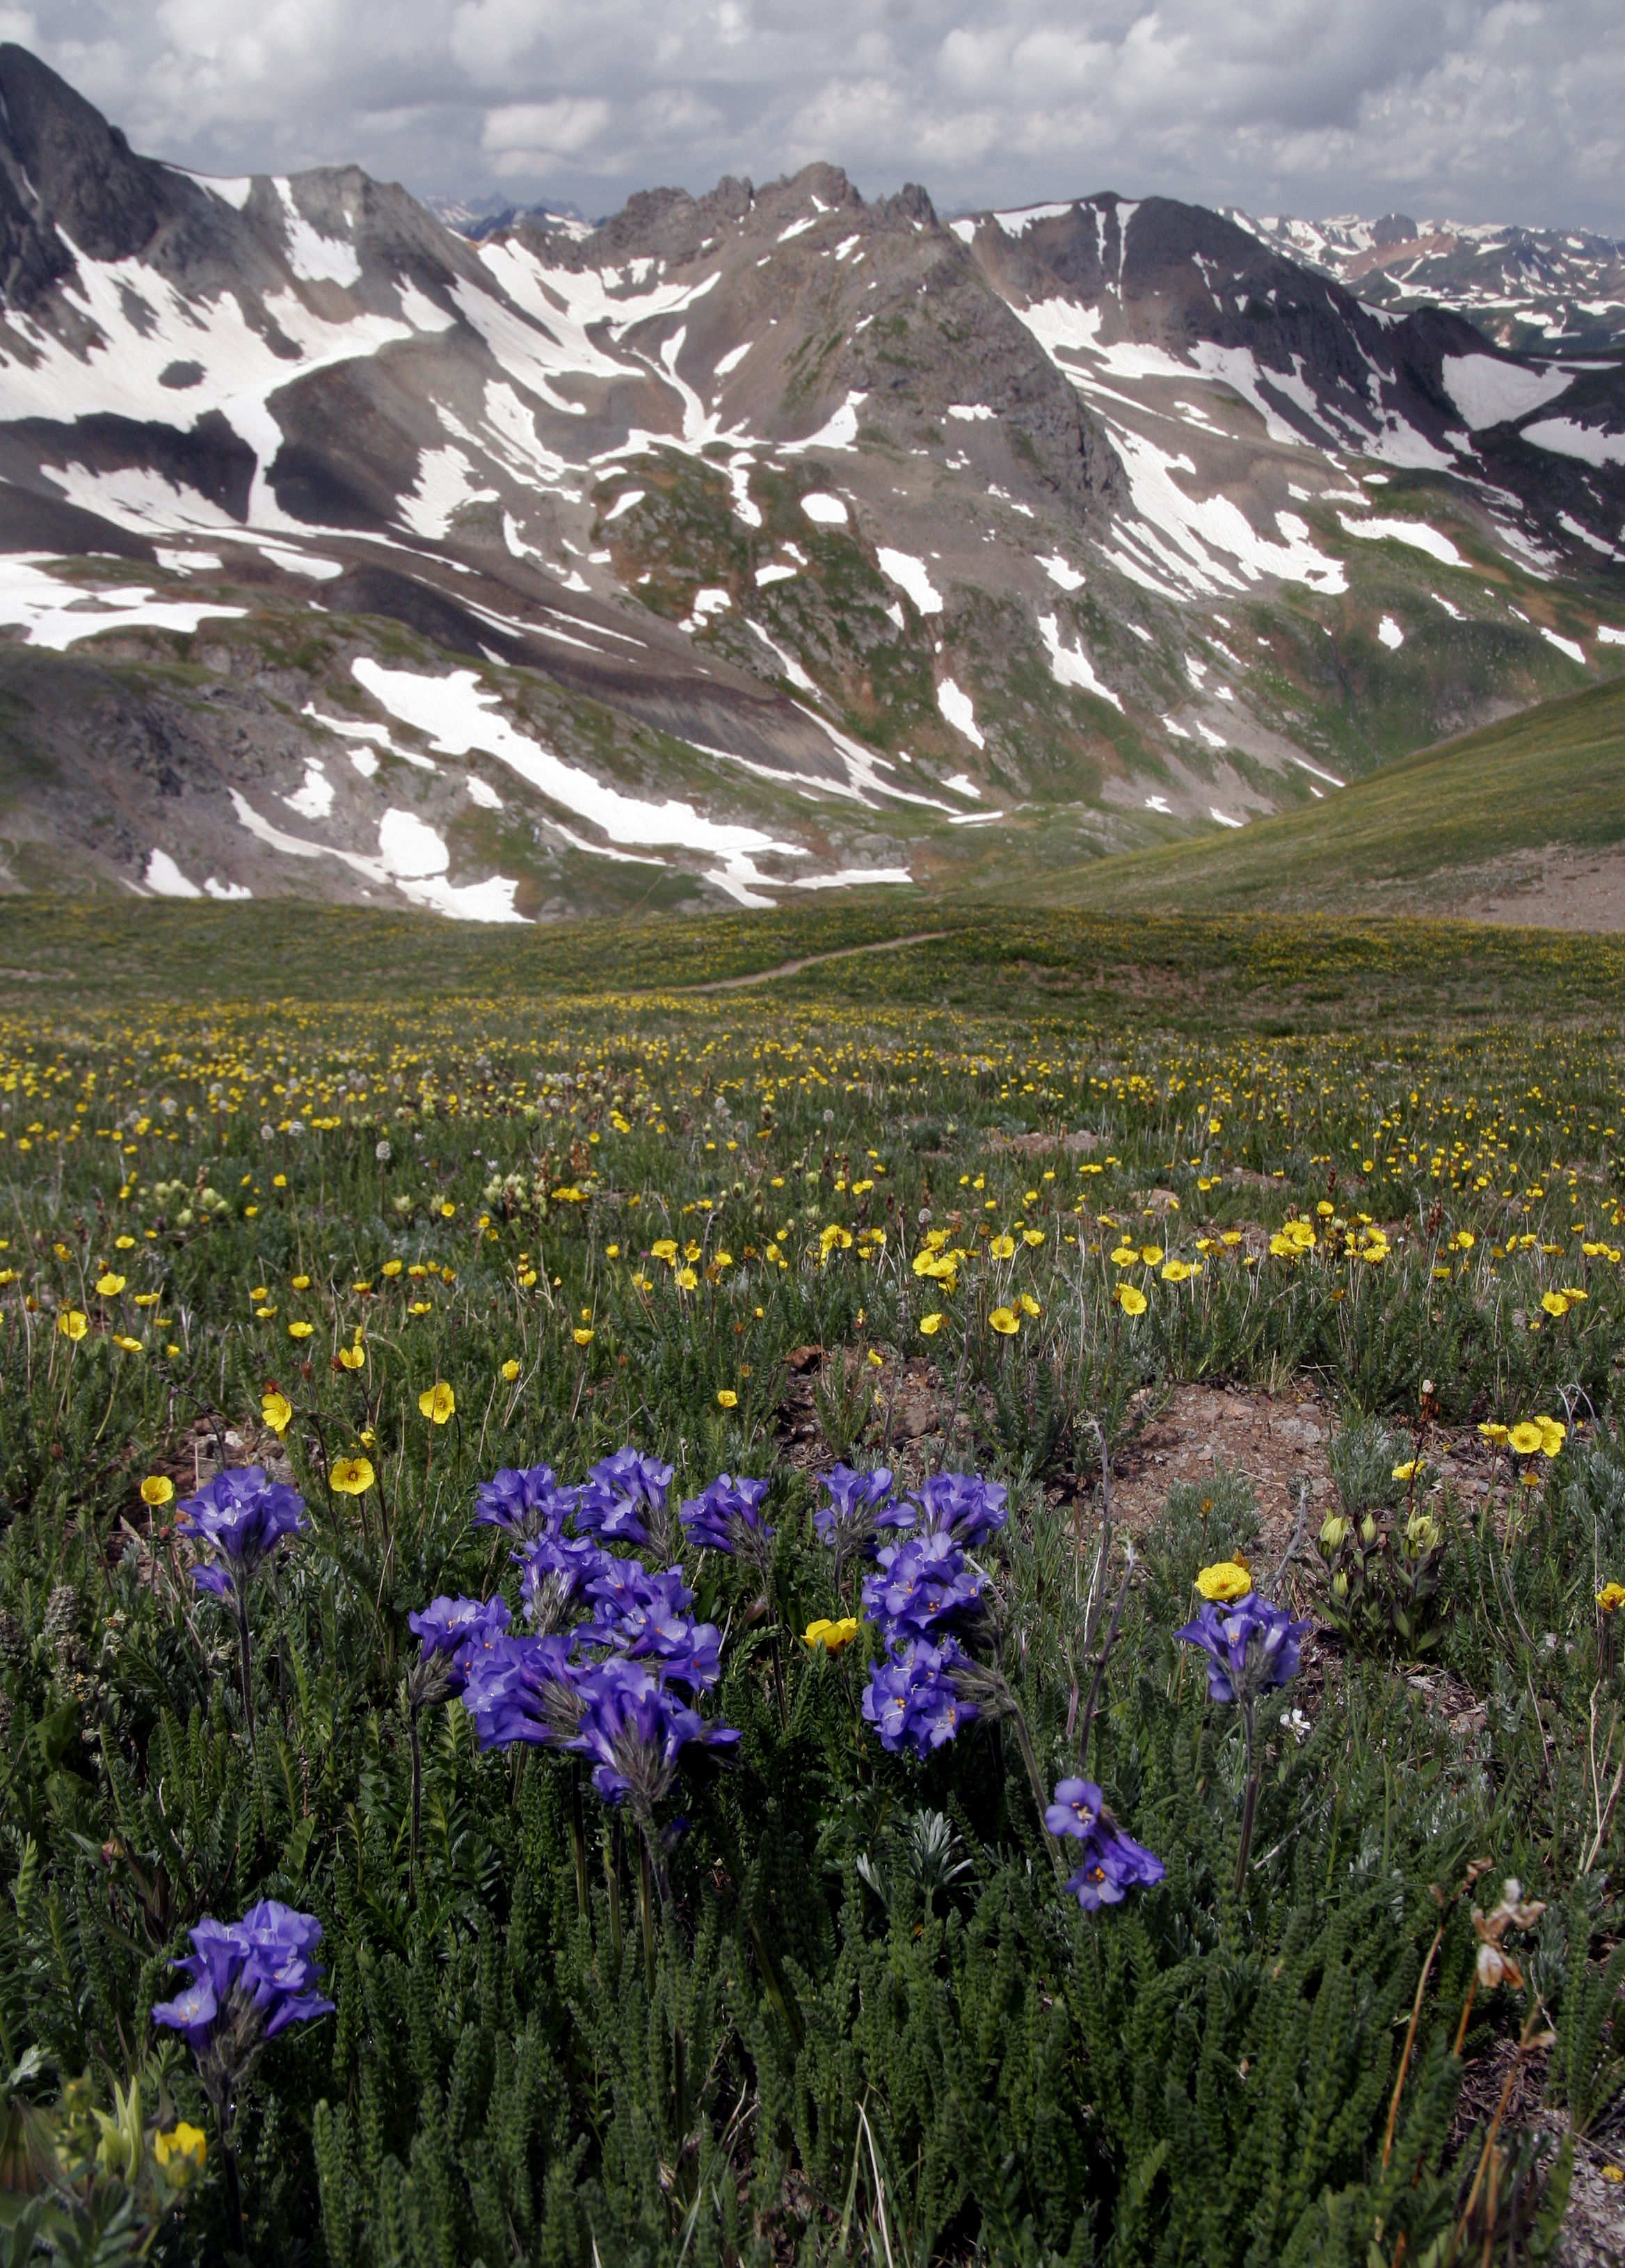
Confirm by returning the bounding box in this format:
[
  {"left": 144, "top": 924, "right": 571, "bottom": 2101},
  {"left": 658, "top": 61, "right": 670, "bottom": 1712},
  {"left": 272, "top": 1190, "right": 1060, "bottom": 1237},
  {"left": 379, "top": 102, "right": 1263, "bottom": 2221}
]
[
  {"left": 176, "top": 1467, "right": 308, "bottom": 1748},
  {"left": 406, "top": 1595, "right": 509, "bottom": 1896},
  {"left": 1176, "top": 1591, "right": 1311, "bottom": 1894}
]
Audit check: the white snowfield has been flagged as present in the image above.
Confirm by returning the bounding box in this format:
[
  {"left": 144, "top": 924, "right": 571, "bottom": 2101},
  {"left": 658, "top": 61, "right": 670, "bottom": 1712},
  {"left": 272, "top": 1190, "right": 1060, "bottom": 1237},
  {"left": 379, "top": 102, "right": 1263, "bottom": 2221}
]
[
  {"left": 1521, "top": 419, "right": 1625, "bottom": 468},
  {"left": 876, "top": 548, "right": 943, "bottom": 614},
  {"left": 1338, "top": 514, "right": 1463, "bottom": 568},
  {"left": 936, "top": 678, "right": 985, "bottom": 748},
  {"left": 0, "top": 554, "right": 244, "bottom": 650},
  {"left": 1038, "top": 614, "right": 1122, "bottom": 711},
  {"left": 1441, "top": 356, "right": 1572, "bottom": 431}
]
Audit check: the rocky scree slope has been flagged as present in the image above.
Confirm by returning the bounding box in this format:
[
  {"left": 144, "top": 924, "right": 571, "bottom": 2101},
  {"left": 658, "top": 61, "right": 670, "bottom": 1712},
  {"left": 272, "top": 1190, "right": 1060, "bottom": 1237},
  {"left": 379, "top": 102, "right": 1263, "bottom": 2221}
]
[{"left": 0, "top": 45, "right": 1620, "bottom": 920}]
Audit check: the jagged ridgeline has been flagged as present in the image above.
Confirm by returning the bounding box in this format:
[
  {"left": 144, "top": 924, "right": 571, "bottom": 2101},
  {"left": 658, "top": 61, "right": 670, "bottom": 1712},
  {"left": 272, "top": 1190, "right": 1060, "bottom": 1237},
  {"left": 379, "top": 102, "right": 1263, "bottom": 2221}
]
[{"left": 0, "top": 44, "right": 1617, "bottom": 917}]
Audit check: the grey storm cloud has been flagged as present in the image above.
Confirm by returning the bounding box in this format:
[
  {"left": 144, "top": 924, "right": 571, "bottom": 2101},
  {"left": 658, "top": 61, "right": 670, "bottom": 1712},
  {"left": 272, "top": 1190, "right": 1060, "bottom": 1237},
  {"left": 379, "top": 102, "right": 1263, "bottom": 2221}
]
[{"left": 19, "top": 0, "right": 1625, "bottom": 231}]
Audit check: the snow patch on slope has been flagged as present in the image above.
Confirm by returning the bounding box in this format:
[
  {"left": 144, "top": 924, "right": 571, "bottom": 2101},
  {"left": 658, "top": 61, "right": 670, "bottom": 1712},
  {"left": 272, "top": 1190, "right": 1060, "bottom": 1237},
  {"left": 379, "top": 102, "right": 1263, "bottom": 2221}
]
[
  {"left": 876, "top": 549, "right": 942, "bottom": 614},
  {"left": 1038, "top": 614, "right": 1122, "bottom": 710},
  {"left": 1338, "top": 513, "right": 1462, "bottom": 566},
  {"left": 937, "top": 678, "right": 985, "bottom": 747},
  {"left": 1441, "top": 355, "right": 1572, "bottom": 431}
]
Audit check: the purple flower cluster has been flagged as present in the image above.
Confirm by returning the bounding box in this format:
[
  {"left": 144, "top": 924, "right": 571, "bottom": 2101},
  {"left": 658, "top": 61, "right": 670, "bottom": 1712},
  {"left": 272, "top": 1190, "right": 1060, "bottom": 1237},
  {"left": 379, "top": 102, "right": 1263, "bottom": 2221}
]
[
  {"left": 1044, "top": 1778, "right": 1165, "bottom": 1912},
  {"left": 680, "top": 1473, "right": 773, "bottom": 1558},
  {"left": 176, "top": 1467, "right": 307, "bottom": 1597},
  {"left": 862, "top": 1531, "right": 984, "bottom": 1638},
  {"left": 838, "top": 1476, "right": 991, "bottom": 1762},
  {"left": 861, "top": 1639, "right": 974, "bottom": 1756},
  {"left": 1176, "top": 1594, "right": 1311, "bottom": 1705},
  {"left": 408, "top": 1594, "right": 510, "bottom": 1697},
  {"left": 577, "top": 1447, "right": 675, "bottom": 1545},
  {"left": 417, "top": 1446, "right": 740, "bottom": 1823},
  {"left": 882, "top": 1471, "right": 1009, "bottom": 1548},
  {"left": 474, "top": 1462, "right": 580, "bottom": 1543},
  {"left": 813, "top": 1463, "right": 897, "bottom": 1550},
  {"left": 569, "top": 1663, "right": 739, "bottom": 1807},
  {"left": 151, "top": 1899, "right": 333, "bottom": 2053}
]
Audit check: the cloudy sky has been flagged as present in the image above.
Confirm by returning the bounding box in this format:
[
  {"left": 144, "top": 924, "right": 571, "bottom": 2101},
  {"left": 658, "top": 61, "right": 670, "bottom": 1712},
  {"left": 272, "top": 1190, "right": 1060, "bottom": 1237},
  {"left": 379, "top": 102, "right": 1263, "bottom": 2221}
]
[{"left": 21, "top": 0, "right": 1625, "bottom": 231}]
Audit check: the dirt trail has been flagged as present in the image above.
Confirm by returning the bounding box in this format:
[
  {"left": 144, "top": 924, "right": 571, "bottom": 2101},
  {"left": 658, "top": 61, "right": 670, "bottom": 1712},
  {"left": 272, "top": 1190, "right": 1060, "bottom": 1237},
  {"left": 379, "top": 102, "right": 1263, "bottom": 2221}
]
[{"left": 688, "top": 930, "right": 948, "bottom": 991}]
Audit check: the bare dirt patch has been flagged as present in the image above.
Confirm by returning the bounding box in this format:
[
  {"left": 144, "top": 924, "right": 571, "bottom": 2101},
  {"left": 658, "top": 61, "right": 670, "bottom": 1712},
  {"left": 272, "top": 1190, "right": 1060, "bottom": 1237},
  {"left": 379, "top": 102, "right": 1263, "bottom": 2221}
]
[{"left": 1460, "top": 843, "right": 1625, "bottom": 934}]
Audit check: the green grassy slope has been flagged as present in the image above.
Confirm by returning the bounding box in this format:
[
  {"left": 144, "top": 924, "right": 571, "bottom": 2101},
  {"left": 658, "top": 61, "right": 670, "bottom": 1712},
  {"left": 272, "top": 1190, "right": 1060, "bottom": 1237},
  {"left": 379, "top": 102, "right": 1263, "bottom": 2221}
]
[
  {"left": 1022, "top": 675, "right": 1625, "bottom": 916},
  {"left": 6, "top": 894, "right": 1624, "bottom": 1032}
]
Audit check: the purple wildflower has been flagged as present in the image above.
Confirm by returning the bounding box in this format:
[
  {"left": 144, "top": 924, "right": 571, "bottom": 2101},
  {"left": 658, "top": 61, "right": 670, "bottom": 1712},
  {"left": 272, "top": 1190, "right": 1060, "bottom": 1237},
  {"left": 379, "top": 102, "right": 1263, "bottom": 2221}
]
[
  {"left": 1175, "top": 1595, "right": 1311, "bottom": 1705},
  {"left": 576, "top": 1447, "right": 673, "bottom": 1544},
  {"left": 176, "top": 1467, "right": 307, "bottom": 1595},
  {"left": 567, "top": 1664, "right": 739, "bottom": 1812},
  {"left": 459, "top": 1631, "right": 582, "bottom": 1749},
  {"left": 813, "top": 1463, "right": 897, "bottom": 1547},
  {"left": 518, "top": 1530, "right": 613, "bottom": 1632},
  {"left": 1045, "top": 1777, "right": 1165, "bottom": 1911},
  {"left": 902, "top": 1471, "right": 1009, "bottom": 1547},
  {"left": 861, "top": 1531, "right": 983, "bottom": 1639},
  {"left": 861, "top": 1637, "right": 977, "bottom": 1759},
  {"left": 579, "top": 1562, "right": 721, "bottom": 1691},
  {"left": 151, "top": 1899, "right": 333, "bottom": 2052},
  {"left": 680, "top": 1473, "right": 773, "bottom": 1558},
  {"left": 408, "top": 1595, "right": 510, "bottom": 1697},
  {"left": 474, "top": 1462, "right": 581, "bottom": 1542}
]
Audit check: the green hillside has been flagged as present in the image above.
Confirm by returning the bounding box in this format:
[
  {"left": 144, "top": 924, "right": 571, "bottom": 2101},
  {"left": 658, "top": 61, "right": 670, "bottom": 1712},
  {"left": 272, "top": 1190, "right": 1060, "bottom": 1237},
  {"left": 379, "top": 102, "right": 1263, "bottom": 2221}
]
[{"left": 1030, "top": 674, "right": 1625, "bottom": 916}]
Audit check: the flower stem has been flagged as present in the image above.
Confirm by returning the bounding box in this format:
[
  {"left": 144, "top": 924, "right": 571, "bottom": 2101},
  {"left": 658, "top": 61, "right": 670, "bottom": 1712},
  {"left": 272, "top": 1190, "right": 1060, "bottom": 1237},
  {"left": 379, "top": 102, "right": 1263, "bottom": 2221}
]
[
  {"left": 605, "top": 1821, "right": 623, "bottom": 1976},
  {"left": 570, "top": 1766, "right": 589, "bottom": 1922},
  {"left": 1008, "top": 1700, "right": 1067, "bottom": 1880},
  {"left": 408, "top": 1702, "right": 422, "bottom": 1904},
  {"left": 1233, "top": 1700, "right": 1259, "bottom": 1899},
  {"left": 637, "top": 1830, "right": 657, "bottom": 1995},
  {"left": 234, "top": 1592, "right": 255, "bottom": 1754},
  {"left": 223, "top": 2139, "right": 245, "bottom": 2254}
]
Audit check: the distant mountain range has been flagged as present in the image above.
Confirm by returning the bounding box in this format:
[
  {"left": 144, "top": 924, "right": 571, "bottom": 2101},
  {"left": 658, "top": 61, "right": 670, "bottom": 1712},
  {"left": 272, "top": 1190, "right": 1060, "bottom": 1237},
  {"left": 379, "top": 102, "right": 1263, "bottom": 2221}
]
[
  {"left": 0, "top": 42, "right": 1618, "bottom": 921},
  {"left": 1228, "top": 210, "right": 1625, "bottom": 353}
]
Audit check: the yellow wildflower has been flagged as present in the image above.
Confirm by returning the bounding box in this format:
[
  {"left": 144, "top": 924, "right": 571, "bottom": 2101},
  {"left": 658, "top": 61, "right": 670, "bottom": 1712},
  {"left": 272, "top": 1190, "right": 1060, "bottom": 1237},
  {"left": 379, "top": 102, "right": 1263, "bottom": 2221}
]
[
  {"left": 330, "top": 1455, "right": 374, "bottom": 1495},
  {"left": 262, "top": 1391, "right": 292, "bottom": 1436},
  {"left": 419, "top": 1382, "right": 455, "bottom": 1425},
  {"left": 95, "top": 1271, "right": 126, "bottom": 1296},
  {"left": 717, "top": 1388, "right": 738, "bottom": 1408},
  {"left": 1597, "top": 1583, "right": 1625, "bottom": 1614},
  {"left": 988, "top": 1306, "right": 1020, "bottom": 1336},
  {"left": 1195, "top": 1560, "right": 1251, "bottom": 1603},
  {"left": 58, "top": 1309, "right": 88, "bottom": 1341},
  {"left": 1507, "top": 1422, "right": 1543, "bottom": 1456},
  {"left": 1115, "top": 1284, "right": 1147, "bottom": 1316},
  {"left": 154, "top": 2123, "right": 206, "bottom": 2173},
  {"left": 920, "top": 1312, "right": 945, "bottom": 1336},
  {"left": 804, "top": 1616, "right": 860, "bottom": 1654},
  {"left": 140, "top": 1475, "right": 174, "bottom": 1508}
]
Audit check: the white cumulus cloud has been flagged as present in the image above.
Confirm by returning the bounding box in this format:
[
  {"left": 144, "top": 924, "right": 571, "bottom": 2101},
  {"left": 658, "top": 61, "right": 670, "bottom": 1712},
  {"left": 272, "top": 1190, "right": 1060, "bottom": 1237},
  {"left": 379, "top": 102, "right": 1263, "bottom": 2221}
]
[{"left": 20, "top": 0, "right": 1625, "bottom": 231}]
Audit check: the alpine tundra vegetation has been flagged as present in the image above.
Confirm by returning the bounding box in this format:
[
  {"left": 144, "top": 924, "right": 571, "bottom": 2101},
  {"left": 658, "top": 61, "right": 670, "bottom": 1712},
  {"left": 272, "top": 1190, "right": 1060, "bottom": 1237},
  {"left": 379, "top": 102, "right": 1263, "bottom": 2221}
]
[{"left": 0, "top": 901, "right": 1624, "bottom": 2262}]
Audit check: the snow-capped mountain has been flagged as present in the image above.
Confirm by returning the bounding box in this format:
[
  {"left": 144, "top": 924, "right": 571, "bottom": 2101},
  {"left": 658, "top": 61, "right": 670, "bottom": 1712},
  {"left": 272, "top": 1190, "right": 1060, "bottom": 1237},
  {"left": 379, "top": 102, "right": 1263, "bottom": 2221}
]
[
  {"left": 1231, "top": 209, "right": 1625, "bottom": 353},
  {"left": 0, "top": 43, "right": 1619, "bottom": 921}
]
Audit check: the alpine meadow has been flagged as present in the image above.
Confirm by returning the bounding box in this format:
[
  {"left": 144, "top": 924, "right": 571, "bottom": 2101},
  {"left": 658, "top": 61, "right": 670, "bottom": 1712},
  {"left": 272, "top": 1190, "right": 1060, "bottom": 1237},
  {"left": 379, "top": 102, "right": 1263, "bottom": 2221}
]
[{"left": 1, "top": 25, "right": 1624, "bottom": 2268}]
